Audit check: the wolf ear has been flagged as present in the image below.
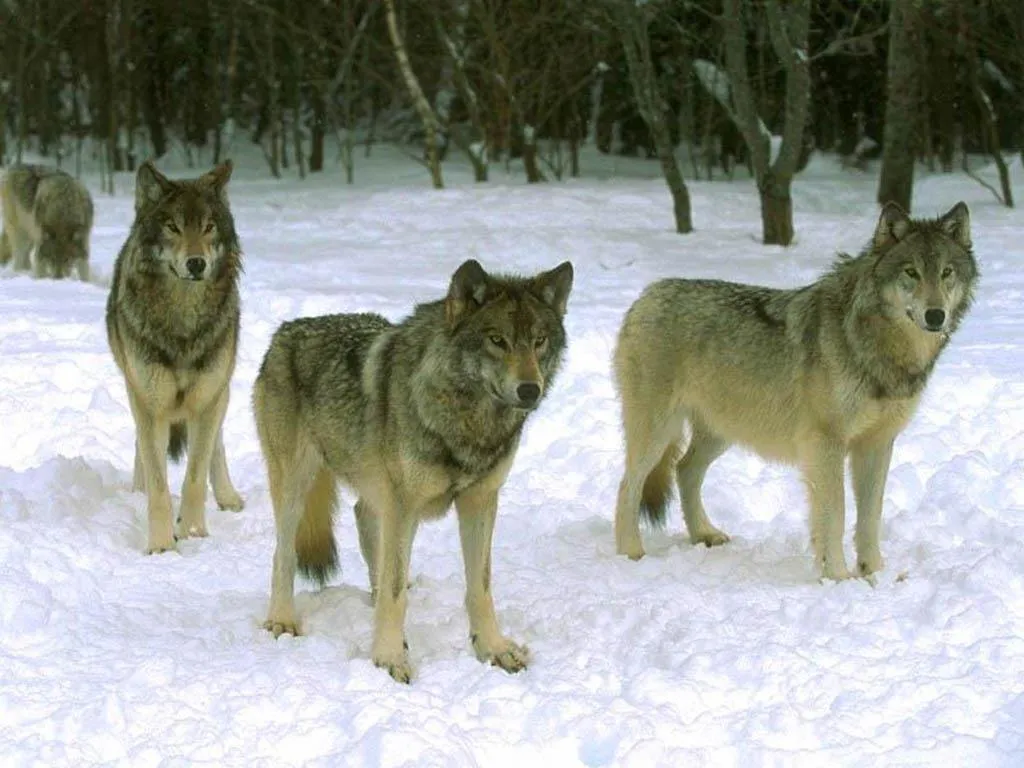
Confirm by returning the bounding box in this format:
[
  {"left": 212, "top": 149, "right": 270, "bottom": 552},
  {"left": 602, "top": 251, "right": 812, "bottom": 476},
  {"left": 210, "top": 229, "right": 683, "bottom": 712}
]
[
  {"left": 873, "top": 201, "right": 912, "bottom": 249},
  {"left": 200, "top": 159, "right": 233, "bottom": 200},
  {"left": 938, "top": 201, "right": 971, "bottom": 249},
  {"left": 445, "top": 259, "right": 490, "bottom": 327},
  {"left": 532, "top": 261, "right": 574, "bottom": 317},
  {"left": 135, "top": 161, "right": 173, "bottom": 212}
]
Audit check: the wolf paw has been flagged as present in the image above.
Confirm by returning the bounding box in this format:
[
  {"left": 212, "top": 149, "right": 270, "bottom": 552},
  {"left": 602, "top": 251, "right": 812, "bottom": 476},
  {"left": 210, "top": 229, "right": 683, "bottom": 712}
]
[
  {"left": 617, "top": 543, "right": 645, "bottom": 561},
  {"left": 146, "top": 532, "right": 177, "bottom": 554},
  {"left": 857, "top": 553, "right": 885, "bottom": 577},
  {"left": 263, "top": 618, "right": 300, "bottom": 638},
  {"left": 216, "top": 491, "right": 245, "bottom": 512},
  {"left": 692, "top": 528, "right": 731, "bottom": 547},
  {"left": 176, "top": 519, "right": 208, "bottom": 540},
  {"left": 819, "top": 564, "right": 854, "bottom": 582},
  {"left": 373, "top": 651, "right": 413, "bottom": 684},
  {"left": 473, "top": 635, "right": 530, "bottom": 674}
]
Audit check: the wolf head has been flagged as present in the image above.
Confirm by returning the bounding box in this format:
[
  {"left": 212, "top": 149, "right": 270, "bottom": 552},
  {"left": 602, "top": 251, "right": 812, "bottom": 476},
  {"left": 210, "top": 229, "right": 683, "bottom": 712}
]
[
  {"left": 444, "top": 259, "right": 574, "bottom": 411},
  {"left": 131, "top": 160, "right": 240, "bottom": 283},
  {"left": 36, "top": 225, "right": 88, "bottom": 279},
  {"left": 870, "top": 201, "right": 979, "bottom": 335}
]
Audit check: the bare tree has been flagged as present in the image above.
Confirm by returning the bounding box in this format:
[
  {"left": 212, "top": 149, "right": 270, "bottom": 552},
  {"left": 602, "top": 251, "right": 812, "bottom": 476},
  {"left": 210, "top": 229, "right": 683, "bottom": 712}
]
[
  {"left": 608, "top": 0, "right": 693, "bottom": 233},
  {"left": 877, "top": 0, "right": 923, "bottom": 212},
  {"left": 433, "top": 1, "right": 488, "bottom": 182},
  {"left": 721, "top": 0, "right": 811, "bottom": 246},
  {"left": 384, "top": 0, "right": 444, "bottom": 189}
]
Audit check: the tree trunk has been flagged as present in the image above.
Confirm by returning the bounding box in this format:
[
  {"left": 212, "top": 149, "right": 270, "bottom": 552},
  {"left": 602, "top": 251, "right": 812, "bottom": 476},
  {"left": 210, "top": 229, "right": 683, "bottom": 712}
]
[
  {"left": 615, "top": 3, "right": 693, "bottom": 233},
  {"left": 310, "top": 90, "right": 326, "bottom": 173},
  {"left": 877, "top": 0, "right": 923, "bottom": 211},
  {"left": 522, "top": 125, "right": 545, "bottom": 183},
  {"left": 759, "top": 172, "right": 794, "bottom": 247},
  {"left": 722, "top": 0, "right": 810, "bottom": 245},
  {"left": 384, "top": 0, "right": 443, "bottom": 189},
  {"left": 433, "top": 7, "right": 488, "bottom": 182}
]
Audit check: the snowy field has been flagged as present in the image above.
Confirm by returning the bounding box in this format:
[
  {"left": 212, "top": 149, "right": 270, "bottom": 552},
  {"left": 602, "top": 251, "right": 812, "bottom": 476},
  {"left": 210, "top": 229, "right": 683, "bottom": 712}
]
[{"left": 1, "top": 145, "right": 1022, "bottom": 767}]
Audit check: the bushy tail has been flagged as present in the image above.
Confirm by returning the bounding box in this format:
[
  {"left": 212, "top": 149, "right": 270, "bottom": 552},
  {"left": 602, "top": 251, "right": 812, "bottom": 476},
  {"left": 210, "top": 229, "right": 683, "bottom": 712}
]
[
  {"left": 638, "top": 442, "right": 680, "bottom": 528},
  {"left": 168, "top": 422, "right": 187, "bottom": 462},
  {"left": 296, "top": 467, "right": 339, "bottom": 587}
]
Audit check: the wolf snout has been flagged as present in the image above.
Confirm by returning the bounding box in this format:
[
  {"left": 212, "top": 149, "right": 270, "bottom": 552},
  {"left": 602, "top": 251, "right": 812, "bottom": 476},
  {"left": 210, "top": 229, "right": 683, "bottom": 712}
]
[
  {"left": 516, "top": 382, "right": 542, "bottom": 407},
  {"left": 186, "top": 256, "right": 207, "bottom": 280},
  {"left": 924, "top": 308, "right": 946, "bottom": 332}
]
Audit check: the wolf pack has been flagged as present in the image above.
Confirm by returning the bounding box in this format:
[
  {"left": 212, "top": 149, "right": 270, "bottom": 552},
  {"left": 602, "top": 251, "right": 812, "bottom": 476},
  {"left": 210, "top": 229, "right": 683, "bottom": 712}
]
[{"left": 1, "top": 159, "right": 979, "bottom": 683}]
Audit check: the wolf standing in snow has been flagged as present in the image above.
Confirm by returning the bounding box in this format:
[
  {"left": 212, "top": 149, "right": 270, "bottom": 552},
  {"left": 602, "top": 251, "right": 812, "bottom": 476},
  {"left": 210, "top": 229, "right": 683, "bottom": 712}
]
[
  {"left": 0, "top": 163, "right": 94, "bottom": 280},
  {"left": 613, "top": 201, "right": 978, "bottom": 581},
  {"left": 106, "top": 160, "right": 245, "bottom": 554},
  {"left": 253, "top": 258, "right": 574, "bottom": 683}
]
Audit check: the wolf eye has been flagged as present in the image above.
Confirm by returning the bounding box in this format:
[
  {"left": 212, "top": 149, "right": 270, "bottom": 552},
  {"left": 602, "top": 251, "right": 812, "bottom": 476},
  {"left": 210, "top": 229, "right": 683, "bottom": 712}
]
[
  {"left": 904, "top": 267, "right": 920, "bottom": 280},
  {"left": 534, "top": 336, "right": 548, "bottom": 349},
  {"left": 941, "top": 266, "right": 953, "bottom": 279},
  {"left": 203, "top": 221, "right": 215, "bottom": 234},
  {"left": 165, "top": 221, "right": 181, "bottom": 235},
  {"left": 488, "top": 335, "right": 509, "bottom": 350}
]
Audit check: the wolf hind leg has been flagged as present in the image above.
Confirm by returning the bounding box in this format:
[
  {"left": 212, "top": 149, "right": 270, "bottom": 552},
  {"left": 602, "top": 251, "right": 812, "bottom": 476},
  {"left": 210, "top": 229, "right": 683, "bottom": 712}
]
[
  {"left": 677, "top": 417, "right": 732, "bottom": 547},
  {"left": 0, "top": 229, "right": 11, "bottom": 266},
  {"left": 210, "top": 424, "right": 244, "bottom": 512},
  {"left": 264, "top": 438, "right": 322, "bottom": 637},
  {"left": 354, "top": 498, "right": 379, "bottom": 602},
  {"left": 614, "top": 407, "right": 686, "bottom": 561}
]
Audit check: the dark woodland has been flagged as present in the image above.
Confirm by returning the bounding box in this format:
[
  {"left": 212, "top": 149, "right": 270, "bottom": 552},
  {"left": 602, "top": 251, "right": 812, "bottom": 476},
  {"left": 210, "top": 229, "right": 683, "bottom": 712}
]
[{"left": 0, "top": 0, "right": 1020, "bottom": 244}]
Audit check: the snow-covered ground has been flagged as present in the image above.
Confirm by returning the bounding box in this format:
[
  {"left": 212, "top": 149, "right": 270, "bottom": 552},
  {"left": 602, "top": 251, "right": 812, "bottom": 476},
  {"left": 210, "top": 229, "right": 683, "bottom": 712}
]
[{"left": 1, "top": 145, "right": 1022, "bottom": 767}]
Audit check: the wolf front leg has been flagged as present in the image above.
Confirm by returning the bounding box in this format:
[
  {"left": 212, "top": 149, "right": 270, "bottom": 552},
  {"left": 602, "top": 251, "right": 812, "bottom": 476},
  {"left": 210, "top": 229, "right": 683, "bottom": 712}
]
[
  {"left": 128, "top": 393, "right": 175, "bottom": 554},
  {"left": 179, "top": 389, "right": 233, "bottom": 539},
  {"left": 371, "top": 501, "right": 418, "bottom": 683},
  {"left": 851, "top": 435, "right": 895, "bottom": 578},
  {"left": 456, "top": 486, "right": 530, "bottom": 674},
  {"left": 801, "top": 434, "right": 853, "bottom": 581}
]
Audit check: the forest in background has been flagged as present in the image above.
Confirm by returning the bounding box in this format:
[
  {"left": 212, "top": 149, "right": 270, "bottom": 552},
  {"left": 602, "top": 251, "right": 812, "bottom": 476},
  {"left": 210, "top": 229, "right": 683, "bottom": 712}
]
[{"left": 0, "top": 0, "right": 1021, "bottom": 244}]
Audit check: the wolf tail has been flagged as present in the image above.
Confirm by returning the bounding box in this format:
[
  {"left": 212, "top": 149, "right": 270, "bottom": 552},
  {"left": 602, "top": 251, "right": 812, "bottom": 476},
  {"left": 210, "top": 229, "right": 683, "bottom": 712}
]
[
  {"left": 168, "top": 423, "right": 188, "bottom": 462},
  {"left": 296, "top": 467, "right": 339, "bottom": 587},
  {"left": 638, "top": 442, "right": 680, "bottom": 528}
]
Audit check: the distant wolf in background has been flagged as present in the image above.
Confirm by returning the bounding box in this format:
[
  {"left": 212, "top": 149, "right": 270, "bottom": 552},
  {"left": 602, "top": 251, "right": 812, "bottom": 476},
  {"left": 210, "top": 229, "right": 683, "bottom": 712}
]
[
  {"left": 106, "top": 159, "right": 245, "bottom": 554},
  {"left": 613, "top": 201, "right": 978, "bottom": 581},
  {"left": 0, "top": 163, "right": 94, "bottom": 280},
  {"left": 253, "top": 258, "right": 574, "bottom": 683}
]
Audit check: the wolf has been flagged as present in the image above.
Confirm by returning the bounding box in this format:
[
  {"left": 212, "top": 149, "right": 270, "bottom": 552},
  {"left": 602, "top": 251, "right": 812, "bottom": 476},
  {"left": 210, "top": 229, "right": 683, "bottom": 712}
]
[
  {"left": 0, "top": 163, "right": 94, "bottom": 280},
  {"left": 613, "top": 201, "right": 978, "bottom": 581},
  {"left": 106, "top": 159, "right": 245, "bottom": 554},
  {"left": 253, "top": 258, "right": 574, "bottom": 683}
]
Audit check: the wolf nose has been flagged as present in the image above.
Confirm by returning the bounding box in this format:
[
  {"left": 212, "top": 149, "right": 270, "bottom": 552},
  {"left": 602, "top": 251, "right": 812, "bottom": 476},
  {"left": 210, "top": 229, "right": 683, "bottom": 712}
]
[
  {"left": 924, "top": 308, "right": 946, "bottom": 330},
  {"left": 516, "top": 382, "right": 541, "bottom": 406},
  {"left": 186, "top": 257, "right": 206, "bottom": 278}
]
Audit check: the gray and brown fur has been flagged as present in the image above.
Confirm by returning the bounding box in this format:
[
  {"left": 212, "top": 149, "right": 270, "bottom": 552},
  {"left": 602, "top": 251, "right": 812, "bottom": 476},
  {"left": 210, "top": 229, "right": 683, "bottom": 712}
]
[
  {"left": 1, "top": 163, "right": 94, "bottom": 280},
  {"left": 613, "top": 202, "right": 978, "bottom": 581},
  {"left": 253, "top": 258, "right": 574, "bottom": 683},
  {"left": 106, "top": 159, "right": 245, "bottom": 554}
]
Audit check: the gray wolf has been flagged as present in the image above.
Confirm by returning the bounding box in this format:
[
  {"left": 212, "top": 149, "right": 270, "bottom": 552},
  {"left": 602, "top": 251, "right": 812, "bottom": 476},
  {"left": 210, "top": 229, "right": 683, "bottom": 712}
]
[
  {"left": 0, "top": 163, "right": 94, "bottom": 280},
  {"left": 613, "top": 201, "right": 978, "bottom": 581},
  {"left": 106, "top": 159, "right": 245, "bottom": 554},
  {"left": 253, "top": 258, "right": 574, "bottom": 683}
]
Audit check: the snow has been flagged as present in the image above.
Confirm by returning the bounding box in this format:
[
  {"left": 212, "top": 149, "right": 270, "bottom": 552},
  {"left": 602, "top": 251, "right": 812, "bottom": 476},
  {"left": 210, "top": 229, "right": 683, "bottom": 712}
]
[{"left": 1, "top": 145, "right": 1023, "bottom": 766}]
